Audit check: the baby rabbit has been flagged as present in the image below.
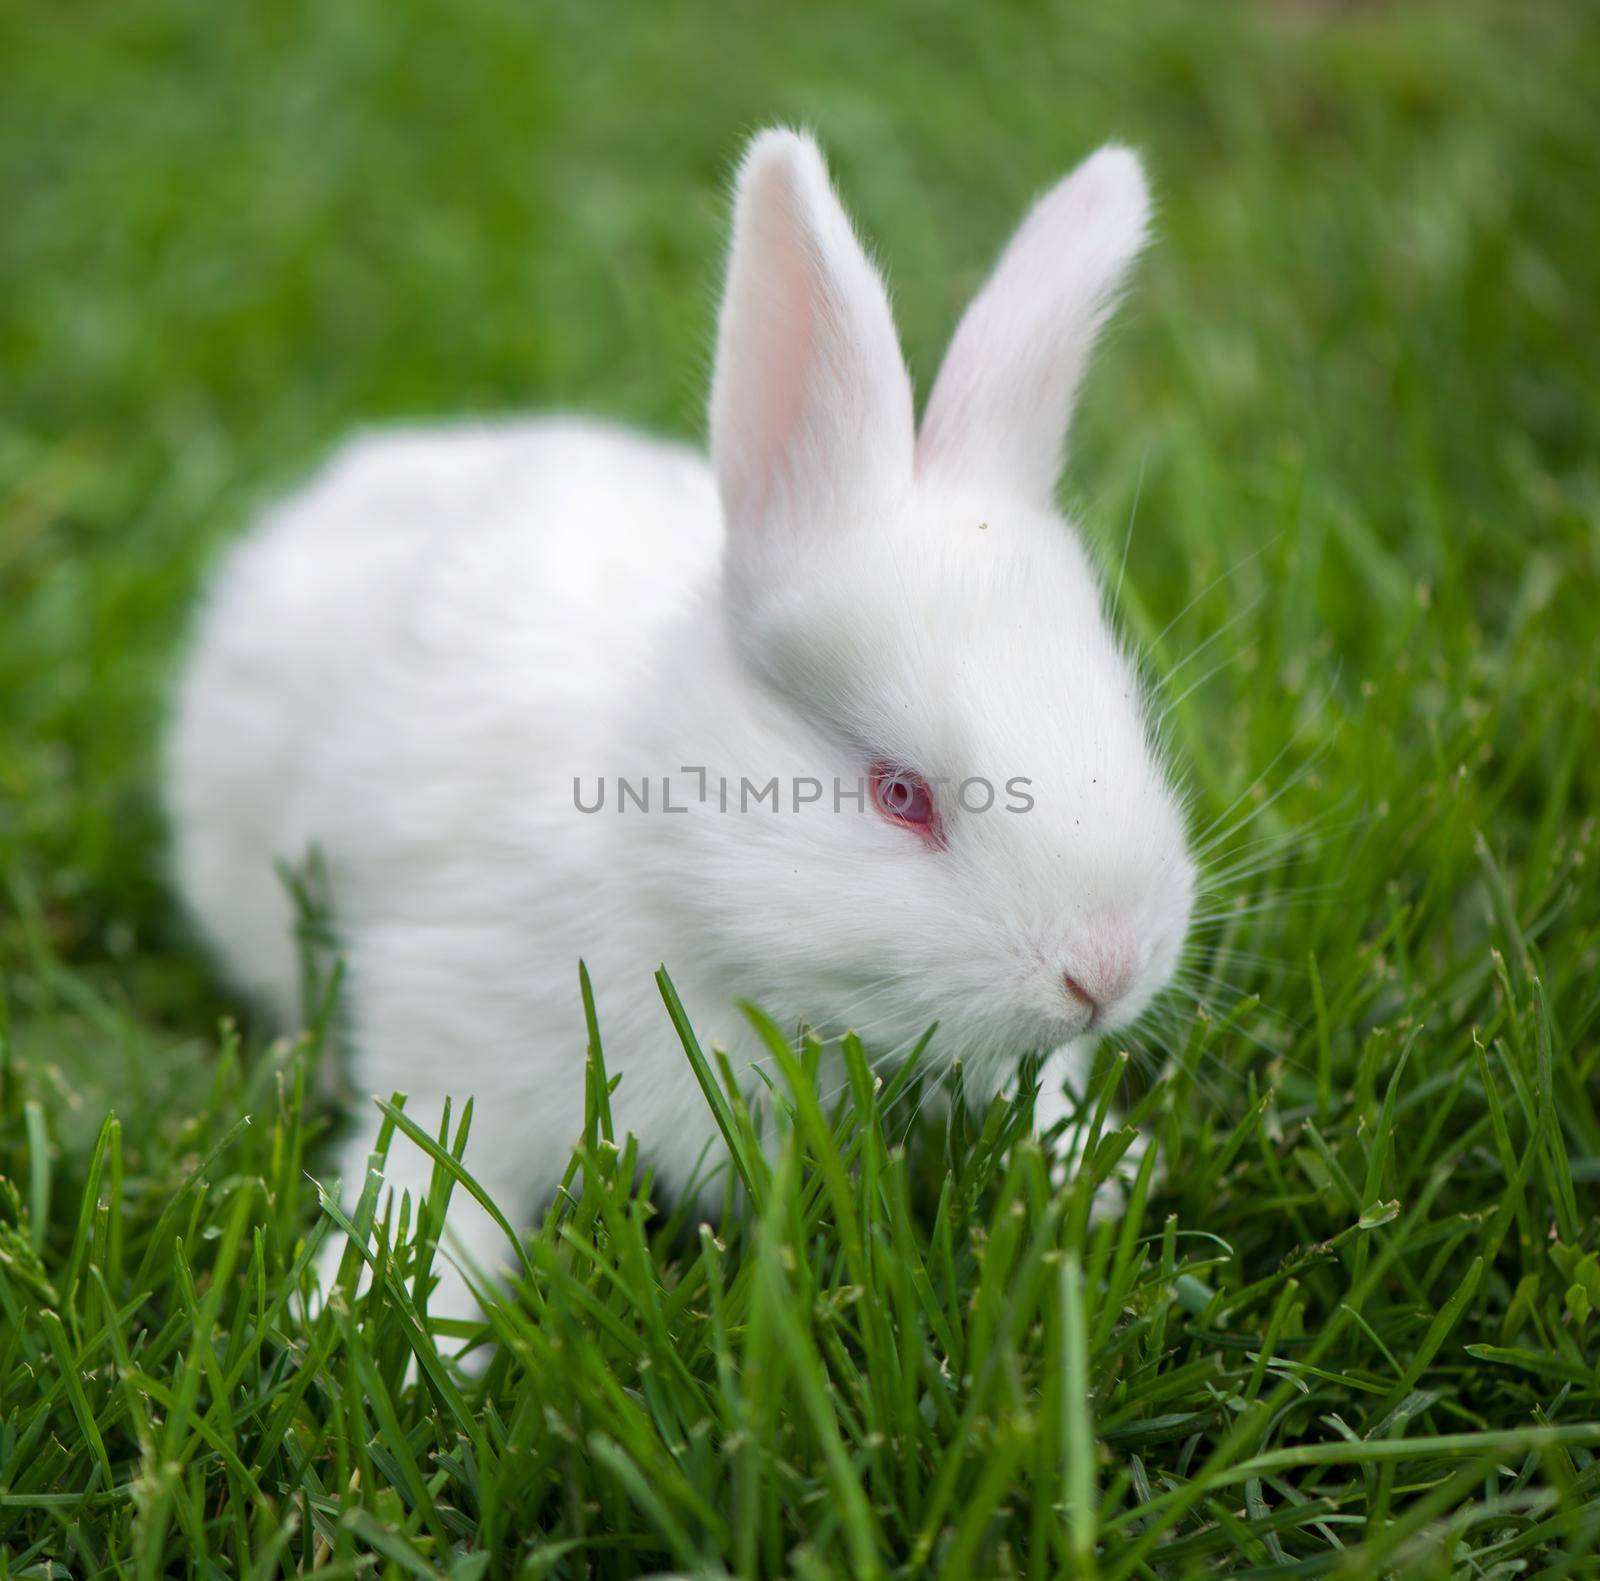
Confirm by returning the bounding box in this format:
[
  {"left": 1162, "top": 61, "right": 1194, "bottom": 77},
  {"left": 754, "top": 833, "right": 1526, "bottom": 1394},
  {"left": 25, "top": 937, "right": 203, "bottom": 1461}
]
[{"left": 168, "top": 129, "right": 1195, "bottom": 1325}]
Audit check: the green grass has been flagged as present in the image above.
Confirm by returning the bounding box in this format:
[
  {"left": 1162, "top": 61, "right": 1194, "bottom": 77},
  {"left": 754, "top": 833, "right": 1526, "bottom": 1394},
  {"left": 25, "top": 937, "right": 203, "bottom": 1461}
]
[{"left": 3, "top": 0, "right": 1599, "bottom": 1573}]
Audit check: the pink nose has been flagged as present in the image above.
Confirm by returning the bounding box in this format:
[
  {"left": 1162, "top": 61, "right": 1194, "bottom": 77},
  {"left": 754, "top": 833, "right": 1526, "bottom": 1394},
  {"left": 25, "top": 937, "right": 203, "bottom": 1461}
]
[
  {"left": 1062, "top": 972, "right": 1098, "bottom": 1017},
  {"left": 1061, "top": 956, "right": 1136, "bottom": 1022}
]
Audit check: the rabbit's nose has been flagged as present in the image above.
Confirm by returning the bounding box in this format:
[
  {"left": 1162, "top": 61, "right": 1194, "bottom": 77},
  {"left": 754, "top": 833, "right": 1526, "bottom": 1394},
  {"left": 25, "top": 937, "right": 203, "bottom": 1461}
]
[
  {"left": 1061, "top": 971, "right": 1098, "bottom": 1019},
  {"left": 1061, "top": 953, "right": 1136, "bottom": 1026}
]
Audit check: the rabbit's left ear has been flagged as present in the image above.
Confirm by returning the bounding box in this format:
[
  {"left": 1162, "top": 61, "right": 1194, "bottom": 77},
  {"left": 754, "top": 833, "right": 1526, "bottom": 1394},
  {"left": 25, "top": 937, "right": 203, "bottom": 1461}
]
[
  {"left": 917, "top": 147, "right": 1150, "bottom": 507},
  {"left": 711, "top": 129, "right": 914, "bottom": 540}
]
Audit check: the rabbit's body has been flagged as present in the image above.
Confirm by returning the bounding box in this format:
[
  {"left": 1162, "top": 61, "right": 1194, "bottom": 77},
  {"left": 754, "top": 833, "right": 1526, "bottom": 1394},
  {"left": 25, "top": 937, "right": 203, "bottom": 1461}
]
[
  {"left": 171, "top": 418, "right": 720, "bottom": 1029},
  {"left": 170, "top": 130, "right": 1196, "bottom": 1329},
  {"left": 171, "top": 420, "right": 747, "bottom": 1231}
]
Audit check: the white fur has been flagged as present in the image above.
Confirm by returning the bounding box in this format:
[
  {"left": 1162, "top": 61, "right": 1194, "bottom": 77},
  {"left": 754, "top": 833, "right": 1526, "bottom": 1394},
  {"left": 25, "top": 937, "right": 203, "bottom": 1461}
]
[{"left": 167, "top": 130, "right": 1193, "bottom": 1324}]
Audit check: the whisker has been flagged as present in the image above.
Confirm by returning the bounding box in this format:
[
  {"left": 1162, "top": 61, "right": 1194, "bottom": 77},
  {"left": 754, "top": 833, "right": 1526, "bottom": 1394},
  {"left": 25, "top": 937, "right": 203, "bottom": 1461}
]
[
  {"left": 1158, "top": 641, "right": 1258, "bottom": 721},
  {"left": 1152, "top": 592, "right": 1264, "bottom": 703},
  {"left": 1142, "top": 531, "right": 1286, "bottom": 658},
  {"left": 1110, "top": 445, "right": 1147, "bottom": 617}
]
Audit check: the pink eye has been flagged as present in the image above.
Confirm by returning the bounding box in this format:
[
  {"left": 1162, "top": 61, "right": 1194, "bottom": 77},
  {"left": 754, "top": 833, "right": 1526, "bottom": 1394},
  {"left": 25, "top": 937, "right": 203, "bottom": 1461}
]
[{"left": 870, "top": 762, "right": 945, "bottom": 848}]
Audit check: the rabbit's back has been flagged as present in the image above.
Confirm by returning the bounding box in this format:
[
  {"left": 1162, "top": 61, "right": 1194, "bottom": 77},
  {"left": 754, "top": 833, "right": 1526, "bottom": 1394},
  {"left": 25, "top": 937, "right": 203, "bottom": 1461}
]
[{"left": 167, "top": 417, "right": 723, "bottom": 1021}]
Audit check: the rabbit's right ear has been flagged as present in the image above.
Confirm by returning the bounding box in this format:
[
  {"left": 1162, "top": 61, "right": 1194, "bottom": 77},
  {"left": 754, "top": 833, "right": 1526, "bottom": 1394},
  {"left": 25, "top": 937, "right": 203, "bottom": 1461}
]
[
  {"left": 710, "top": 130, "right": 914, "bottom": 544},
  {"left": 917, "top": 147, "right": 1150, "bottom": 507}
]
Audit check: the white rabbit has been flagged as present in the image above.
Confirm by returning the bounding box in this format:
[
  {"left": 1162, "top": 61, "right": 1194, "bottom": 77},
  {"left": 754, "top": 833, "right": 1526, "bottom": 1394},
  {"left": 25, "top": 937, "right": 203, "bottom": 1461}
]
[{"left": 167, "top": 129, "right": 1194, "bottom": 1326}]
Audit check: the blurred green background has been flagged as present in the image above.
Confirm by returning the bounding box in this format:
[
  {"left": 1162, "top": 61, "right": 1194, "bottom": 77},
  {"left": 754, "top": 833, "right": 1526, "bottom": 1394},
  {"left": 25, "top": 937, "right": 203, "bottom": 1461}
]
[{"left": 1, "top": 0, "right": 1597, "bottom": 1138}]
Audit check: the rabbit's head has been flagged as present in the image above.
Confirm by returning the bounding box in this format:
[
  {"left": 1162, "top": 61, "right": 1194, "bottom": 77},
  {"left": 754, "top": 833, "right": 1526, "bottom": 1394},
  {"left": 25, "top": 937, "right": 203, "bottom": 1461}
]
[{"left": 692, "top": 129, "right": 1193, "bottom": 1066}]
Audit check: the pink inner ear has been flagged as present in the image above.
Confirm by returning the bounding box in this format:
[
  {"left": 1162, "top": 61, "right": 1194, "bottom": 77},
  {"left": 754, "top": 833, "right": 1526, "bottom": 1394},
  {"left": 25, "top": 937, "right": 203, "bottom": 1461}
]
[
  {"left": 710, "top": 131, "right": 917, "bottom": 540},
  {"left": 720, "top": 196, "right": 820, "bottom": 524}
]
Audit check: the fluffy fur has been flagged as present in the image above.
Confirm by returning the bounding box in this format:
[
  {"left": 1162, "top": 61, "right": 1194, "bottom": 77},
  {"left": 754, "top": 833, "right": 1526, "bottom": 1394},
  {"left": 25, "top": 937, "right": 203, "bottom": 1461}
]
[{"left": 167, "top": 129, "right": 1195, "bottom": 1322}]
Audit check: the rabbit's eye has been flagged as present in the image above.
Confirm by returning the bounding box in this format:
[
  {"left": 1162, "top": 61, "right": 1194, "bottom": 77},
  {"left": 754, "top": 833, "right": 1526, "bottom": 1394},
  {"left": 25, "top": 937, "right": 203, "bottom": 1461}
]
[{"left": 870, "top": 762, "right": 944, "bottom": 849}]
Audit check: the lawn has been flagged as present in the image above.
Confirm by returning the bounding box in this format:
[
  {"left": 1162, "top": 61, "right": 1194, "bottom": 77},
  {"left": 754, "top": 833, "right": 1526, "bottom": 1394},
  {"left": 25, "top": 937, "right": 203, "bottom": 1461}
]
[{"left": 3, "top": 0, "right": 1599, "bottom": 1574}]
